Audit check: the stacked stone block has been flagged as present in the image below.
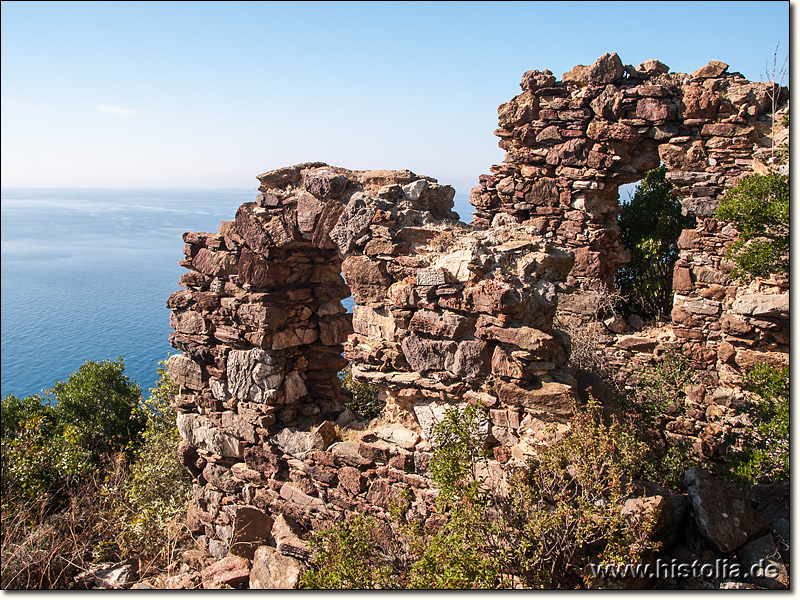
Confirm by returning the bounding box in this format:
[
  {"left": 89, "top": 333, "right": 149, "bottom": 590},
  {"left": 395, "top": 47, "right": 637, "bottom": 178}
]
[
  {"left": 470, "top": 52, "right": 788, "bottom": 308},
  {"left": 168, "top": 163, "right": 577, "bottom": 559}
]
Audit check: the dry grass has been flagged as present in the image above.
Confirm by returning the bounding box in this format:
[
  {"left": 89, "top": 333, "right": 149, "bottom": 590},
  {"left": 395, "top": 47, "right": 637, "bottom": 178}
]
[{"left": 1, "top": 456, "right": 192, "bottom": 589}]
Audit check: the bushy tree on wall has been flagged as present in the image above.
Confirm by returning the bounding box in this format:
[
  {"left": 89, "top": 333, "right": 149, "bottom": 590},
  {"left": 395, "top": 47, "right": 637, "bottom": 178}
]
[{"left": 614, "top": 165, "right": 694, "bottom": 319}]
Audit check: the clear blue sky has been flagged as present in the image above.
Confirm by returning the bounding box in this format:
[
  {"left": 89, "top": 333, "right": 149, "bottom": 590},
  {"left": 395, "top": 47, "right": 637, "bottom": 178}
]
[{"left": 1, "top": 1, "right": 791, "bottom": 194}]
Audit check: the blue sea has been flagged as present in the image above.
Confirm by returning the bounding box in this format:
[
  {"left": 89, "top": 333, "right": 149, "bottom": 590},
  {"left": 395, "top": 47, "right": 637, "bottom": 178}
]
[{"left": 0, "top": 188, "right": 474, "bottom": 400}]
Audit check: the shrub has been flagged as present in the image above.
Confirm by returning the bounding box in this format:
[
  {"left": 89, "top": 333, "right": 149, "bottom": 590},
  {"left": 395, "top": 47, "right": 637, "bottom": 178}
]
[
  {"left": 1, "top": 359, "right": 190, "bottom": 587},
  {"left": 615, "top": 165, "right": 695, "bottom": 318},
  {"left": 724, "top": 363, "right": 789, "bottom": 484},
  {"left": 714, "top": 172, "right": 789, "bottom": 280},
  {"left": 338, "top": 363, "right": 383, "bottom": 419},
  {"left": 113, "top": 362, "right": 191, "bottom": 569},
  {"left": 1, "top": 394, "right": 92, "bottom": 499},
  {"left": 52, "top": 358, "right": 146, "bottom": 458},
  {"left": 300, "top": 514, "right": 397, "bottom": 589},
  {"left": 621, "top": 351, "right": 700, "bottom": 490},
  {"left": 300, "top": 402, "right": 660, "bottom": 589}
]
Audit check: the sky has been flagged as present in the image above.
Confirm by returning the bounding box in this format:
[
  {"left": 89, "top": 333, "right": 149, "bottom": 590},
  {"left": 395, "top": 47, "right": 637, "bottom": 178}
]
[{"left": 0, "top": 1, "right": 791, "bottom": 194}]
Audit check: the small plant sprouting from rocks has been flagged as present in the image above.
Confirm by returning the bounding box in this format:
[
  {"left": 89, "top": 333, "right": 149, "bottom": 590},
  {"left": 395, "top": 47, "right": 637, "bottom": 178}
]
[
  {"left": 338, "top": 363, "right": 384, "bottom": 420},
  {"left": 723, "top": 363, "right": 789, "bottom": 485},
  {"left": 299, "top": 402, "right": 661, "bottom": 589}
]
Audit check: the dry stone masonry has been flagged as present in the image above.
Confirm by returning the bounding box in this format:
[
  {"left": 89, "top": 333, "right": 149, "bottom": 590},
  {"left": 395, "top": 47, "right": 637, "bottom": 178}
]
[
  {"left": 167, "top": 163, "right": 578, "bottom": 572},
  {"left": 167, "top": 53, "right": 788, "bottom": 588}
]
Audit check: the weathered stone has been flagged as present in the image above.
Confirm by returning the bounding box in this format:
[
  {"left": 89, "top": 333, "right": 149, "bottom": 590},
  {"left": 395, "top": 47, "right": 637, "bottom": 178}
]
[
  {"left": 684, "top": 467, "right": 765, "bottom": 554},
  {"left": 303, "top": 167, "right": 348, "bottom": 199},
  {"left": 338, "top": 465, "right": 367, "bottom": 495},
  {"left": 279, "top": 482, "right": 326, "bottom": 513},
  {"left": 401, "top": 333, "right": 456, "bottom": 373},
  {"left": 203, "top": 463, "right": 241, "bottom": 493},
  {"left": 192, "top": 248, "right": 237, "bottom": 278},
  {"left": 736, "top": 534, "right": 788, "bottom": 589},
  {"left": 227, "top": 348, "right": 284, "bottom": 404},
  {"left": 365, "top": 478, "right": 399, "bottom": 509},
  {"left": 636, "top": 97, "right": 675, "bottom": 121},
  {"left": 168, "top": 354, "right": 203, "bottom": 391},
  {"left": 201, "top": 555, "right": 250, "bottom": 589},
  {"left": 409, "top": 308, "right": 474, "bottom": 339},
  {"left": 615, "top": 335, "right": 657, "bottom": 352},
  {"left": 228, "top": 507, "right": 273, "bottom": 559},
  {"left": 352, "top": 304, "right": 396, "bottom": 341},
  {"left": 546, "top": 138, "right": 588, "bottom": 166},
  {"left": 249, "top": 546, "right": 303, "bottom": 589},
  {"left": 341, "top": 255, "right": 391, "bottom": 304},
  {"left": 177, "top": 413, "right": 243, "bottom": 458},
  {"left": 329, "top": 192, "right": 377, "bottom": 254},
  {"left": 680, "top": 85, "right": 720, "bottom": 119},
  {"left": 496, "top": 380, "right": 575, "bottom": 418},
  {"left": 271, "top": 424, "right": 334, "bottom": 460},
  {"left": 672, "top": 266, "right": 693, "bottom": 293},
  {"left": 562, "top": 52, "right": 623, "bottom": 86},
  {"left": 373, "top": 423, "right": 420, "bottom": 450},
  {"left": 691, "top": 60, "right": 728, "bottom": 79},
  {"left": 590, "top": 84, "right": 624, "bottom": 119},
  {"left": 734, "top": 349, "right": 789, "bottom": 370},
  {"left": 732, "top": 294, "right": 789, "bottom": 319},
  {"left": 452, "top": 339, "right": 489, "bottom": 379},
  {"left": 636, "top": 59, "right": 669, "bottom": 75}
]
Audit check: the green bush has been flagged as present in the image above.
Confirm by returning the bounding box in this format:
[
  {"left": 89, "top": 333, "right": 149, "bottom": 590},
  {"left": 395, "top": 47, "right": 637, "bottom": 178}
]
[
  {"left": 1, "top": 395, "right": 92, "bottom": 498},
  {"left": 300, "top": 514, "right": 396, "bottom": 589},
  {"left": 621, "top": 351, "right": 699, "bottom": 490},
  {"left": 615, "top": 165, "right": 694, "bottom": 318},
  {"left": 714, "top": 173, "right": 789, "bottom": 280},
  {"left": 52, "top": 358, "right": 146, "bottom": 457},
  {"left": 1, "top": 358, "right": 191, "bottom": 587},
  {"left": 338, "top": 363, "right": 383, "bottom": 419},
  {"left": 300, "top": 402, "right": 660, "bottom": 589},
  {"left": 725, "top": 363, "right": 789, "bottom": 484},
  {"left": 113, "top": 362, "right": 191, "bottom": 564}
]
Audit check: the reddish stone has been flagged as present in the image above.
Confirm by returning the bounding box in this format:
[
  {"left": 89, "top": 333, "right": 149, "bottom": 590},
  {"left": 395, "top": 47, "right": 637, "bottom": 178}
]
[
  {"left": 636, "top": 97, "right": 675, "bottom": 121},
  {"left": 338, "top": 466, "right": 367, "bottom": 495},
  {"left": 341, "top": 255, "right": 391, "bottom": 304},
  {"left": 672, "top": 266, "right": 694, "bottom": 293}
]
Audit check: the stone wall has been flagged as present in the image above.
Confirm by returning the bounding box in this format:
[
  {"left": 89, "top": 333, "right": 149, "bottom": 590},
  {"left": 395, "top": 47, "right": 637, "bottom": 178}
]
[
  {"left": 469, "top": 52, "right": 788, "bottom": 459},
  {"left": 166, "top": 54, "right": 788, "bottom": 586},
  {"left": 470, "top": 53, "right": 788, "bottom": 302},
  {"left": 167, "top": 163, "right": 579, "bottom": 563}
]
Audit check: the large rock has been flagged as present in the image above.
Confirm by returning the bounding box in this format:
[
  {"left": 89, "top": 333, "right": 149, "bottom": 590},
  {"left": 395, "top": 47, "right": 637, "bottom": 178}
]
[
  {"left": 732, "top": 294, "right": 789, "bottom": 319},
  {"left": 691, "top": 59, "right": 728, "bottom": 78},
  {"left": 329, "top": 192, "right": 377, "bottom": 254},
  {"left": 401, "top": 333, "right": 456, "bottom": 373},
  {"left": 373, "top": 423, "right": 420, "bottom": 450},
  {"left": 684, "top": 467, "right": 765, "bottom": 554},
  {"left": 736, "top": 534, "right": 789, "bottom": 589},
  {"left": 168, "top": 354, "right": 203, "bottom": 391},
  {"left": 409, "top": 308, "right": 474, "bottom": 339},
  {"left": 177, "top": 412, "right": 243, "bottom": 458},
  {"left": 562, "top": 52, "right": 624, "bottom": 86},
  {"left": 496, "top": 380, "right": 575, "bottom": 419},
  {"left": 200, "top": 556, "right": 250, "bottom": 589},
  {"left": 341, "top": 255, "right": 391, "bottom": 304},
  {"left": 192, "top": 248, "right": 237, "bottom": 278},
  {"left": 271, "top": 422, "right": 337, "bottom": 459},
  {"left": 229, "top": 507, "right": 274, "bottom": 559},
  {"left": 227, "top": 348, "right": 285, "bottom": 404},
  {"left": 303, "top": 167, "right": 349, "bottom": 199},
  {"left": 249, "top": 546, "right": 304, "bottom": 589},
  {"left": 352, "top": 305, "right": 396, "bottom": 340}
]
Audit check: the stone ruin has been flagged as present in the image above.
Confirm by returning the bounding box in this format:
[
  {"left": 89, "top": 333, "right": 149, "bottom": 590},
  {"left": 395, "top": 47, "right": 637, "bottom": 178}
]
[{"left": 166, "top": 53, "right": 789, "bottom": 587}]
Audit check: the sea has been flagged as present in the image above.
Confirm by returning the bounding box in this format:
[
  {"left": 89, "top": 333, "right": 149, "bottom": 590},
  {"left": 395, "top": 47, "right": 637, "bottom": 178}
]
[{"left": 0, "top": 188, "right": 474, "bottom": 400}]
